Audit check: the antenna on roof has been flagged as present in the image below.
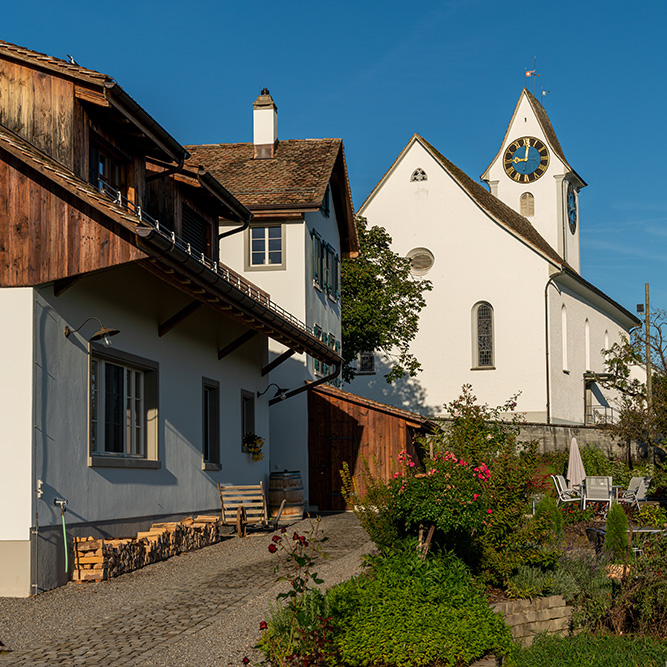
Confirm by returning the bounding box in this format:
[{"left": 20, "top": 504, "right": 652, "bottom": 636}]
[{"left": 67, "top": 54, "right": 78, "bottom": 66}]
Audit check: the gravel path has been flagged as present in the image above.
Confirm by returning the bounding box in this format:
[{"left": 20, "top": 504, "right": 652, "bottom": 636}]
[{"left": 0, "top": 512, "right": 373, "bottom": 666}]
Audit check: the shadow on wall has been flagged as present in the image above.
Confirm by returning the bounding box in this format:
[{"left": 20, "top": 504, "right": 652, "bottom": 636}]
[{"left": 344, "top": 354, "right": 441, "bottom": 416}]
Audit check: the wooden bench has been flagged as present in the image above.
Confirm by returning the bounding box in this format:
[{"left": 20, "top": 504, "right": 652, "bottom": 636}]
[{"left": 217, "top": 482, "right": 285, "bottom": 537}]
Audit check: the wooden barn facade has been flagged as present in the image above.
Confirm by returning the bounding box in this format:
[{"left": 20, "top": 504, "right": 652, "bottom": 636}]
[{"left": 307, "top": 385, "right": 432, "bottom": 511}]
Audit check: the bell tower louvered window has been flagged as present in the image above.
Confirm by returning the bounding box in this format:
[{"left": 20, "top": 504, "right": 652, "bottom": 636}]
[
  {"left": 520, "top": 192, "right": 534, "bottom": 217},
  {"left": 410, "top": 168, "right": 427, "bottom": 182},
  {"left": 182, "top": 204, "right": 209, "bottom": 258}
]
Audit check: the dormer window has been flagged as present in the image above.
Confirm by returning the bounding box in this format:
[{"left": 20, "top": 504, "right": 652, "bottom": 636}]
[
  {"left": 410, "top": 168, "right": 427, "bottom": 182},
  {"left": 89, "top": 139, "right": 126, "bottom": 199}
]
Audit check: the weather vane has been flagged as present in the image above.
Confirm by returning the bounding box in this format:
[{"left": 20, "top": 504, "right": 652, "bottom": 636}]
[{"left": 524, "top": 56, "right": 540, "bottom": 95}]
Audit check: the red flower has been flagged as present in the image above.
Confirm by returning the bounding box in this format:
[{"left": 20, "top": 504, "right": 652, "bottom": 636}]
[
  {"left": 268, "top": 543, "right": 277, "bottom": 553},
  {"left": 272, "top": 534, "right": 281, "bottom": 543},
  {"left": 242, "top": 659, "right": 250, "bottom": 665},
  {"left": 281, "top": 526, "right": 287, "bottom": 533},
  {"left": 259, "top": 621, "right": 268, "bottom": 630},
  {"left": 293, "top": 532, "right": 300, "bottom": 541}
]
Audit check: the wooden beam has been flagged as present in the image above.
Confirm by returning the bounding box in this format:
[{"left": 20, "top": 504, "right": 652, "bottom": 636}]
[
  {"left": 54, "top": 276, "right": 80, "bottom": 297},
  {"left": 261, "top": 349, "right": 296, "bottom": 376},
  {"left": 158, "top": 301, "right": 202, "bottom": 337},
  {"left": 218, "top": 330, "right": 258, "bottom": 360}
]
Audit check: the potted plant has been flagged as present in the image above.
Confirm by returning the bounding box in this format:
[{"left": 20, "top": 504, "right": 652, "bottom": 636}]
[{"left": 243, "top": 433, "right": 265, "bottom": 462}]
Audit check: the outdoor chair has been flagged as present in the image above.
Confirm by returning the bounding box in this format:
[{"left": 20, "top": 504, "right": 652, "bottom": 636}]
[
  {"left": 619, "top": 476, "right": 651, "bottom": 511},
  {"left": 217, "top": 482, "right": 285, "bottom": 537},
  {"left": 551, "top": 474, "right": 581, "bottom": 506},
  {"left": 583, "top": 475, "right": 612, "bottom": 513}
]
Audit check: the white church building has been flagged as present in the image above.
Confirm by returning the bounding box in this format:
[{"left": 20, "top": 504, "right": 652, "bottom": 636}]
[{"left": 349, "top": 89, "right": 639, "bottom": 425}]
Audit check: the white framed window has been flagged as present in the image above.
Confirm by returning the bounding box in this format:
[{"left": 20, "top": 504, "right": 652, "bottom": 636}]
[
  {"left": 89, "top": 346, "right": 159, "bottom": 468},
  {"left": 356, "top": 351, "right": 375, "bottom": 374},
  {"left": 472, "top": 302, "right": 494, "bottom": 369},
  {"left": 202, "top": 378, "right": 220, "bottom": 470},
  {"left": 247, "top": 225, "right": 284, "bottom": 269}
]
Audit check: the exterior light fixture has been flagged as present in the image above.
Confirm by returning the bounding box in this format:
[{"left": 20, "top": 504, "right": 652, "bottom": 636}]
[
  {"left": 64, "top": 317, "right": 120, "bottom": 347},
  {"left": 257, "top": 383, "right": 288, "bottom": 400}
]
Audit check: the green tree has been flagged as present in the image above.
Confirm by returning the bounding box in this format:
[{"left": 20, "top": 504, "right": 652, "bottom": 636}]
[
  {"left": 600, "top": 309, "right": 667, "bottom": 459},
  {"left": 341, "top": 216, "right": 432, "bottom": 383}
]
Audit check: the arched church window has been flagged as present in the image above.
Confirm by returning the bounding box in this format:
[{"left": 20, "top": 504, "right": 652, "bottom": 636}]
[
  {"left": 561, "top": 305, "right": 568, "bottom": 372},
  {"left": 473, "top": 302, "right": 494, "bottom": 368},
  {"left": 406, "top": 247, "right": 435, "bottom": 276},
  {"left": 520, "top": 192, "right": 534, "bottom": 217},
  {"left": 410, "top": 168, "right": 427, "bottom": 182}
]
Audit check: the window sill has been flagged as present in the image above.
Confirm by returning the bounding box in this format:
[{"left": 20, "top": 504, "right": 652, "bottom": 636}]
[
  {"left": 471, "top": 366, "right": 496, "bottom": 371},
  {"left": 89, "top": 456, "right": 161, "bottom": 469},
  {"left": 355, "top": 370, "right": 376, "bottom": 375},
  {"left": 202, "top": 461, "right": 222, "bottom": 472},
  {"left": 247, "top": 263, "right": 286, "bottom": 272}
]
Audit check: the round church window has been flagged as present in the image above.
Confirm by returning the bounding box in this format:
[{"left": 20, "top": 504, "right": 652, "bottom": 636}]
[{"left": 406, "top": 247, "right": 435, "bottom": 276}]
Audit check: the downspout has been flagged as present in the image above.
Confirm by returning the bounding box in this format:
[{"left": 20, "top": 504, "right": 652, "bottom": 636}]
[
  {"left": 544, "top": 269, "right": 566, "bottom": 424},
  {"left": 145, "top": 154, "right": 186, "bottom": 183},
  {"left": 269, "top": 362, "right": 341, "bottom": 406}
]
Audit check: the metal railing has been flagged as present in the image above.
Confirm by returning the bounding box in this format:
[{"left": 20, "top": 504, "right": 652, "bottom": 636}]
[
  {"left": 585, "top": 405, "right": 616, "bottom": 426},
  {"left": 96, "top": 179, "right": 331, "bottom": 345}
]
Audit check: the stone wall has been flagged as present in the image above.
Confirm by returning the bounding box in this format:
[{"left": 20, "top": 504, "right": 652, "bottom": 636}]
[
  {"left": 519, "top": 423, "right": 645, "bottom": 461},
  {"left": 492, "top": 595, "right": 572, "bottom": 647}
]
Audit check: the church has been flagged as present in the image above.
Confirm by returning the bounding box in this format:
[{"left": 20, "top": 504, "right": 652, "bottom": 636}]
[{"left": 348, "top": 89, "right": 639, "bottom": 425}]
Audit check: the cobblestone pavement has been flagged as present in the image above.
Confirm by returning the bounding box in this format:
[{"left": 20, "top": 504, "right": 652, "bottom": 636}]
[{"left": 0, "top": 512, "right": 372, "bottom": 666}]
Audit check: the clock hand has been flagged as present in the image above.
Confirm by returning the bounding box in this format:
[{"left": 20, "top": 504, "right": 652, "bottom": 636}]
[{"left": 524, "top": 145, "right": 529, "bottom": 162}]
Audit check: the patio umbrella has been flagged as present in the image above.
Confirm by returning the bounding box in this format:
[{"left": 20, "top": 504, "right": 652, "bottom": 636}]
[{"left": 567, "top": 437, "right": 586, "bottom": 489}]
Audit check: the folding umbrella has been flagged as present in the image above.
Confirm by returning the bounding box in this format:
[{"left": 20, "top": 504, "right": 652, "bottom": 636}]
[{"left": 567, "top": 437, "right": 586, "bottom": 490}]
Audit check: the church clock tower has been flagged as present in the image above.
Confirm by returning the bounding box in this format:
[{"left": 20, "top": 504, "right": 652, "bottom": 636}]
[{"left": 481, "top": 89, "right": 586, "bottom": 272}]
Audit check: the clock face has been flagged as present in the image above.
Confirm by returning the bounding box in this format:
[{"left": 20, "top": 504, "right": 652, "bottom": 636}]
[
  {"left": 567, "top": 183, "right": 577, "bottom": 234},
  {"left": 503, "top": 136, "right": 549, "bottom": 183}
]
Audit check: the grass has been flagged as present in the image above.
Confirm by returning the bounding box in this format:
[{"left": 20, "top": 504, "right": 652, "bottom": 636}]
[{"left": 511, "top": 633, "right": 667, "bottom": 667}]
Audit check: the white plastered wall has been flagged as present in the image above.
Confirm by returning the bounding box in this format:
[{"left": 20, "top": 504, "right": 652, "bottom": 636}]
[
  {"left": 32, "top": 264, "right": 270, "bottom": 530},
  {"left": 0, "top": 287, "right": 34, "bottom": 596},
  {"left": 548, "top": 280, "right": 632, "bottom": 424},
  {"left": 219, "top": 203, "right": 343, "bottom": 505},
  {"left": 350, "top": 139, "right": 551, "bottom": 418}
]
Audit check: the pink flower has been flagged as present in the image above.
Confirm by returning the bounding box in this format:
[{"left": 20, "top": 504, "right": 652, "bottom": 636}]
[
  {"left": 409, "top": 462, "right": 415, "bottom": 467},
  {"left": 474, "top": 494, "right": 479, "bottom": 500},
  {"left": 487, "top": 509, "right": 493, "bottom": 514}
]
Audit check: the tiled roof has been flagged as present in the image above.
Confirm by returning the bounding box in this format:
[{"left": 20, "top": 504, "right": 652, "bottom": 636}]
[
  {"left": 0, "top": 40, "right": 111, "bottom": 86},
  {"left": 185, "top": 139, "right": 341, "bottom": 209},
  {"left": 523, "top": 89, "right": 571, "bottom": 172},
  {"left": 418, "top": 135, "right": 565, "bottom": 265}
]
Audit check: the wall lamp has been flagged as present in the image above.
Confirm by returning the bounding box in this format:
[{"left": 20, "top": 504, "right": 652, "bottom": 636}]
[
  {"left": 257, "top": 383, "right": 288, "bottom": 400},
  {"left": 64, "top": 317, "right": 120, "bottom": 347}
]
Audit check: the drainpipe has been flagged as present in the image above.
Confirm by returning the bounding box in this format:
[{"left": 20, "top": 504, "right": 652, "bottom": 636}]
[
  {"left": 268, "top": 362, "right": 341, "bottom": 406},
  {"left": 544, "top": 269, "right": 566, "bottom": 424},
  {"left": 145, "top": 154, "right": 186, "bottom": 183}
]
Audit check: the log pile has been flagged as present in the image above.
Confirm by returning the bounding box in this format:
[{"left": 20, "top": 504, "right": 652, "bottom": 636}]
[{"left": 72, "top": 515, "right": 221, "bottom": 582}]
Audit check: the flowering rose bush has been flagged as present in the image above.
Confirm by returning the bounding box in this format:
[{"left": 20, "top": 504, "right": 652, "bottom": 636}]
[{"left": 390, "top": 449, "right": 492, "bottom": 538}]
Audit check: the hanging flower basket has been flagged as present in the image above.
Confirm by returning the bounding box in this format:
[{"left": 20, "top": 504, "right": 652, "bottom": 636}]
[{"left": 243, "top": 433, "right": 265, "bottom": 462}]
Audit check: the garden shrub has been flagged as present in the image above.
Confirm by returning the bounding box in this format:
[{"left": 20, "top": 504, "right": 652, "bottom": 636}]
[
  {"left": 534, "top": 495, "right": 562, "bottom": 536},
  {"left": 604, "top": 503, "right": 629, "bottom": 562},
  {"left": 509, "top": 633, "right": 667, "bottom": 667},
  {"left": 326, "top": 547, "right": 516, "bottom": 666},
  {"left": 635, "top": 502, "right": 667, "bottom": 527}
]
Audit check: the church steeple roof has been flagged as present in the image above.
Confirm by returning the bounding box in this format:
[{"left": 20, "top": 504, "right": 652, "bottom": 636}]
[{"left": 481, "top": 88, "right": 586, "bottom": 187}]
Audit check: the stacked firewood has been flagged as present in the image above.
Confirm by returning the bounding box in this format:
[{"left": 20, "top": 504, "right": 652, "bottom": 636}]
[{"left": 72, "top": 515, "right": 221, "bottom": 582}]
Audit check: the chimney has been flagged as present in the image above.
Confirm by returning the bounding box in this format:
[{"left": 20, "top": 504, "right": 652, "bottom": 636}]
[{"left": 253, "top": 88, "right": 277, "bottom": 159}]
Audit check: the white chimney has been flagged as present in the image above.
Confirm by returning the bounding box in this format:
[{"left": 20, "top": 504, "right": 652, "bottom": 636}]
[{"left": 253, "top": 88, "right": 277, "bottom": 159}]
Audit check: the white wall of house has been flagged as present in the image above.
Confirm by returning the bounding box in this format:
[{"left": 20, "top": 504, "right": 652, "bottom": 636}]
[
  {"left": 0, "top": 287, "right": 34, "bottom": 596},
  {"left": 32, "top": 264, "right": 270, "bottom": 533},
  {"left": 350, "top": 139, "right": 551, "bottom": 418}
]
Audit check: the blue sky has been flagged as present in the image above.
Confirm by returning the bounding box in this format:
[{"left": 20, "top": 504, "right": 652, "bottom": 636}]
[{"left": 4, "top": 1, "right": 666, "bottom": 313}]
